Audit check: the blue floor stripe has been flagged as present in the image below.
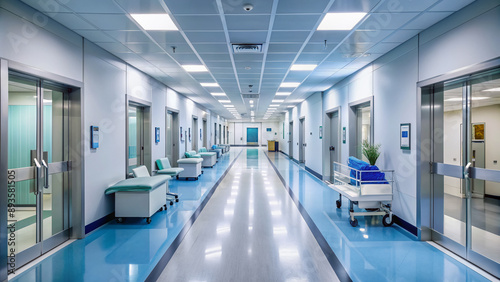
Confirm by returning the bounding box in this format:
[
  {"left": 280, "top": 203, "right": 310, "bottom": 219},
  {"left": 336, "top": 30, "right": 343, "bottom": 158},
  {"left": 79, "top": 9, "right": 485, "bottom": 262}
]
[
  {"left": 10, "top": 150, "right": 242, "bottom": 282},
  {"left": 265, "top": 151, "right": 489, "bottom": 282}
]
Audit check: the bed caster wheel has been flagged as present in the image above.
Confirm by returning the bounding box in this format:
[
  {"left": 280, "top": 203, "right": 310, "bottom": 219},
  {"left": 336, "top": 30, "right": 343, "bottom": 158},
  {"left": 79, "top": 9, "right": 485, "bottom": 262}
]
[
  {"left": 349, "top": 218, "right": 358, "bottom": 227},
  {"left": 195, "top": 177, "right": 198, "bottom": 180},
  {"left": 176, "top": 199, "right": 179, "bottom": 202},
  {"left": 164, "top": 204, "right": 167, "bottom": 209},
  {"left": 116, "top": 218, "right": 123, "bottom": 223},
  {"left": 159, "top": 207, "right": 163, "bottom": 211},
  {"left": 336, "top": 200, "right": 341, "bottom": 208},
  {"left": 176, "top": 175, "right": 179, "bottom": 179},
  {"left": 383, "top": 214, "right": 393, "bottom": 227},
  {"left": 146, "top": 217, "right": 151, "bottom": 224},
  {"left": 170, "top": 201, "right": 174, "bottom": 206}
]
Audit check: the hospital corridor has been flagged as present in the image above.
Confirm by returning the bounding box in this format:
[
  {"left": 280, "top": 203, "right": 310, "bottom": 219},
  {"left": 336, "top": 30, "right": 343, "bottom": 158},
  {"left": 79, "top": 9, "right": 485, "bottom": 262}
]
[{"left": 2, "top": 0, "right": 500, "bottom": 281}]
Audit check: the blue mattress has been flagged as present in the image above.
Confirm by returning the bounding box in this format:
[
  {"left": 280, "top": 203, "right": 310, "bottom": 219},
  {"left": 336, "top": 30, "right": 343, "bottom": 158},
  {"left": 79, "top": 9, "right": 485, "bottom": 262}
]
[{"left": 348, "top": 156, "right": 387, "bottom": 185}]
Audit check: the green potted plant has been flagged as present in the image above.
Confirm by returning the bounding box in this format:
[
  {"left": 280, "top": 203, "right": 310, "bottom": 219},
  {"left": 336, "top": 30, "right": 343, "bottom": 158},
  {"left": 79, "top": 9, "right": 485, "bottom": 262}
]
[{"left": 362, "top": 139, "right": 381, "bottom": 165}]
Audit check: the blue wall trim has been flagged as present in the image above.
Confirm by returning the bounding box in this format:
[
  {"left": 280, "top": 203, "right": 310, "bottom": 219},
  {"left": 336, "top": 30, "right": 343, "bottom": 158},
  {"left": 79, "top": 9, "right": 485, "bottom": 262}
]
[
  {"left": 264, "top": 153, "right": 352, "bottom": 282},
  {"left": 85, "top": 212, "right": 115, "bottom": 234},
  {"left": 305, "top": 166, "right": 323, "bottom": 180},
  {"left": 145, "top": 150, "right": 243, "bottom": 282},
  {"left": 291, "top": 158, "right": 300, "bottom": 165},
  {"left": 393, "top": 214, "right": 418, "bottom": 237}
]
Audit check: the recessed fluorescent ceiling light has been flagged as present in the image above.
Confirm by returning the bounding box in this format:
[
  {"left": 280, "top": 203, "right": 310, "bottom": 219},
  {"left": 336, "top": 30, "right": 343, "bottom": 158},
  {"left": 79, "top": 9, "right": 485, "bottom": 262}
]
[
  {"left": 291, "top": 64, "right": 317, "bottom": 71},
  {"left": 182, "top": 65, "right": 207, "bottom": 72},
  {"left": 446, "top": 97, "right": 490, "bottom": 101},
  {"left": 131, "top": 14, "right": 178, "bottom": 30},
  {"left": 224, "top": 105, "right": 234, "bottom": 107},
  {"left": 250, "top": 105, "right": 254, "bottom": 107},
  {"left": 317, "top": 13, "right": 367, "bottom": 30},
  {"left": 249, "top": 100, "right": 254, "bottom": 103},
  {"left": 211, "top": 92, "right": 225, "bottom": 96},
  {"left": 269, "top": 104, "right": 279, "bottom": 107},
  {"left": 276, "top": 92, "right": 291, "bottom": 96},
  {"left": 287, "top": 106, "right": 294, "bottom": 108},
  {"left": 483, "top": 87, "right": 500, "bottom": 92},
  {"left": 220, "top": 100, "right": 231, "bottom": 103},
  {"left": 280, "top": 82, "right": 300, "bottom": 88},
  {"left": 272, "top": 100, "right": 284, "bottom": 103},
  {"left": 201, "top": 83, "right": 219, "bottom": 87}
]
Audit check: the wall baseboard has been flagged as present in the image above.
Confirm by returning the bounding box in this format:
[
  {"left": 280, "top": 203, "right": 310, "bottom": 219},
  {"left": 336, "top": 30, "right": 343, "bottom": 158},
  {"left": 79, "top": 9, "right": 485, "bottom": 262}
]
[
  {"left": 85, "top": 212, "right": 115, "bottom": 234},
  {"left": 279, "top": 150, "right": 289, "bottom": 158},
  {"left": 393, "top": 214, "right": 418, "bottom": 236},
  {"left": 305, "top": 166, "right": 323, "bottom": 180}
]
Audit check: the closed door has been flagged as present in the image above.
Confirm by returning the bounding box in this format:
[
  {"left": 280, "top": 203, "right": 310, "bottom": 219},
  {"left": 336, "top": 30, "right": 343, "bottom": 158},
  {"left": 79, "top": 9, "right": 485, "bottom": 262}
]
[
  {"left": 203, "top": 120, "right": 207, "bottom": 148},
  {"left": 425, "top": 68, "right": 500, "bottom": 278},
  {"left": 289, "top": 122, "right": 293, "bottom": 159},
  {"left": 329, "top": 111, "right": 340, "bottom": 182},
  {"left": 299, "top": 118, "right": 305, "bottom": 163},
  {"left": 246, "top": 128, "right": 258, "bottom": 144},
  {"left": 6, "top": 74, "right": 71, "bottom": 269},
  {"left": 166, "top": 112, "right": 173, "bottom": 162}
]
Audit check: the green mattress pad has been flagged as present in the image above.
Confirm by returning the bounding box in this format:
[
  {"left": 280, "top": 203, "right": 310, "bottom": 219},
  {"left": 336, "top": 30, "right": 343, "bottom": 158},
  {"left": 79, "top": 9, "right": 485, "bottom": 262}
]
[{"left": 105, "top": 175, "right": 171, "bottom": 195}]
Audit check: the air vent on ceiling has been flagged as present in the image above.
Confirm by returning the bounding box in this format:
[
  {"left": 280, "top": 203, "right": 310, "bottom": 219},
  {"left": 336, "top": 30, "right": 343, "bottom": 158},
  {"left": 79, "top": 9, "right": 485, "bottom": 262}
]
[
  {"left": 232, "top": 44, "right": 263, "bottom": 54},
  {"left": 242, "top": 94, "right": 260, "bottom": 99}
]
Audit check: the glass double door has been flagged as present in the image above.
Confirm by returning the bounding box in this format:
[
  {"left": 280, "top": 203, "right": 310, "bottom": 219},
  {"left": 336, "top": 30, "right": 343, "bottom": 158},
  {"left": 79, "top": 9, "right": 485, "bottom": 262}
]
[
  {"left": 428, "top": 68, "right": 500, "bottom": 277},
  {"left": 7, "top": 75, "right": 70, "bottom": 269}
]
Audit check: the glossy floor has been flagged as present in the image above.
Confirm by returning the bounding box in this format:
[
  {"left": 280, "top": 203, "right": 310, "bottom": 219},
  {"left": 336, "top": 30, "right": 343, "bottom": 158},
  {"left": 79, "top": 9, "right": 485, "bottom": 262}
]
[
  {"left": 266, "top": 151, "right": 493, "bottom": 282},
  {"left": 9, "top": 149, "right": 241, "bottom": 281},
  {"left": 157, "top": 148, "right": 339, "bottom": 281}
]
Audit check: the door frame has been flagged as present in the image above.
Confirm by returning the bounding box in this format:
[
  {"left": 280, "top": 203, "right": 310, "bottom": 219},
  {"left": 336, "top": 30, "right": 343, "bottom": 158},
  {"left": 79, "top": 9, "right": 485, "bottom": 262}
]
[
  {"left": 323, "top": 107, "right": 341, "bottom": 181},
  {"left": 418, "top": 58, "right": 500, "bottom": 278},
  {"left": 126, "top": 95, "right": 151, "bottom": 176},
  {"left": 299, "top": 116, "right": 305, "bottom": 163},
  {"left": 288, "top": 121, "right": 293, "bottom": 159},
  {"left": 0, "top": 60, "right": 84, "bottom": 277}
]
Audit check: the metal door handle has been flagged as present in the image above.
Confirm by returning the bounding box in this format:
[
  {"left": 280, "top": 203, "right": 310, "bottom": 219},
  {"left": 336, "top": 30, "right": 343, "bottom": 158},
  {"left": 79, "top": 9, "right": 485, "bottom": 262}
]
[
  {"left": 464, "top": 162, "right": 472, "bottom": 179},
  {"left": 41, "top": 160, "right": 49, "bottom": 188},
  {"left": 33, "top": 158, "right": 41, "bottom": 195}
]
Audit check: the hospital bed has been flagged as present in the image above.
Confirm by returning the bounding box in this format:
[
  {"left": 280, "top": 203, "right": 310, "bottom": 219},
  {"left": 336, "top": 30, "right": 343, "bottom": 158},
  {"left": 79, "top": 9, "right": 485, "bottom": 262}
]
[
  {"left": 105, "top": 174, "right": 170, "bottom": 224},
  {"left": 328, "top": 161, "right": 394, "bottom": 227}
]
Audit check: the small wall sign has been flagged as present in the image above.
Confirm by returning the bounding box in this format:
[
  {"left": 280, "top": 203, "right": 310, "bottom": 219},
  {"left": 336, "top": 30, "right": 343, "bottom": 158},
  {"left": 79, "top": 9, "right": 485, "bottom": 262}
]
[{"left": 400, "top": 123, "right": 410, "bottom": 150}]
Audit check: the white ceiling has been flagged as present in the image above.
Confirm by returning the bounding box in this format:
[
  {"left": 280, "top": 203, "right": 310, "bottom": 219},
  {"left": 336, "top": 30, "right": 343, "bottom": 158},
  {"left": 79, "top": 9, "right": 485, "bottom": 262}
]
[{"left": 21, "top": 0, "right": 476, "bottom": 120}]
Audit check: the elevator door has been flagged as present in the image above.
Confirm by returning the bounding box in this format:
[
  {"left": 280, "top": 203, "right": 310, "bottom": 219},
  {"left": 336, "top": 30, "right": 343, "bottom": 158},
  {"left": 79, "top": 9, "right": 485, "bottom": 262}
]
[
  {"left": 7, "top": 75, "right": 71, "bottom": 269},
  {"left": 426, "top": 68, "right": 500, "bottom": 278}
]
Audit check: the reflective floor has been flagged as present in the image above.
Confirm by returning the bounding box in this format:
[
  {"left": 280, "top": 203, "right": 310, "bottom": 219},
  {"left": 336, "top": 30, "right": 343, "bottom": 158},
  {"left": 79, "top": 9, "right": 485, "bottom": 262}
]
[
  {"left": 10, "top": 149, "right": 241, "bottom": 281},
  {"left": 157, "top": 149, "right": 339, "bottom": 282},
  {"left": 9, "top": 148, "right": 494, "bottom": 282}
]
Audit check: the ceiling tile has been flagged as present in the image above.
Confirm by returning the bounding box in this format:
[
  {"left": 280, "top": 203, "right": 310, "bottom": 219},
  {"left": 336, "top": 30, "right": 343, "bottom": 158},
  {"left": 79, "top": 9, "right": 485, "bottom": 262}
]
[
  {"left": 175, "top": 15, "right": 223, "bottom": 31},
  {"left": 329, "top": 0, "right": 380, "bottom": 12},
  {"left": 79, "top": 14, "right": 139, "bottom": 30},
  {"left": 302, "top": 42, "right": 337, "bottom": 53},
  {"left": 76, "top": 30, "right": 116, "bottom": 43},
  {"left": 61, "top": 0, "right": 123, "bottom": 13},
  {"left": 96, "top": 42, "right": 132, "bottom": 53},
  {"left": 268, "top": 43, "right": 303, "bottom": 53},
  {"left": 222, "top": 0, "right": 274, "bottom": 14},
  {"left": 114, "top": 0, "right": 167, "bottom": 14},
  {"left": 348, "top": 30, "right": 394, "bottom": 43},
  {"left": 358, "top": 13, "right": 419, "bottom": 30},
  {"left": 226, "top": 15, "right": 270, "bottom": 30},
  {"left": 266, "top": 53, "right": 298, "bottom": 62},
  {"left": 403, "top": 12, "right": 453, "bottom": 30},
  {"left": 185, "top": 31, "right": 227, "bottom": 43},
  {"left": 164, "top": 0, "right": 219, "bottom": 14},
  {"left": 233, "top": 54, "right": 264, "bottom": 62},
  {"left": 204, "top": 61, "right": 233, "bottom": 68},
  {"left": 273, "top": 15, "right": 320, "bottom": 30},
  {"left": 124, "top": 43, "right": 164, "bottom": 53},
  {"left": 148, "top": 31, "right": 187, "bottom": 44},
  {"left": 367, "top": 42, "right": 401, "bottom": 54},
  {"left": 46, "top": 13, "right": 95, "bottom": 30},
  {"left": 296, "top": 53, "right": 328, "bottom": 63},
  {"left": 375, "top": 0, "right": 437, "bottom": 13},
  {"left": 194, "top": 43, "right": 229, "bottom": 53},
  {"left": 429, "top": 0, "right": 475, "bottom": 12},
  {"left": 229, "top": 31, "right": 268, "bottom": 43},
  {"left": 201, "top": 54, "right": 232, "bottom": 61},
  {"left": 20, "top": 0, "right": 72, "bottom": 12},
  {"left": 270, "top": 31, "right": 310, "bottom": 43},
  {"left": 276, "top": 0, "right": 329, "bottom": 13},
  {"left": 169, "top": 53, "right": 201, "bottom": 64},
  {"left": 309, "top": 30, "right": 350, "bottom": 43},
  {"left": 105, "top": 30, "right": 152, "bottom": 43}
]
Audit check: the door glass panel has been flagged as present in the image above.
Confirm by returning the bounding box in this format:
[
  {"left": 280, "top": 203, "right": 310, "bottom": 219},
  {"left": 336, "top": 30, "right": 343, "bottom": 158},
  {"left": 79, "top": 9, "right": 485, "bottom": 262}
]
[
  {"left": 42, "top": 90, "right": 67, "bottom": 237},
  {"left": 356, "top": 105, "right": 371, "bottom": 160},
  {"left": 8, "top": 78, "right": 38, "bottom": 254},
  {"left": 128, "top": 106, "right": 138, "bottom": 174},
  {"left": 166, "top": 112, "right": 173, "bottom": 162},
  {"left": 435, "top": 81, "right": 467, "bottom": 246},
  {"left": 470, "top": 70, "right": 500, "bottom": 263}
]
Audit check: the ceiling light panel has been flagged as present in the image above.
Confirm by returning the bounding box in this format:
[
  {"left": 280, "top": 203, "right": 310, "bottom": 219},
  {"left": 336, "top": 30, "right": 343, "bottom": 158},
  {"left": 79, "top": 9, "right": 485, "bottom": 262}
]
[
  {"left": 211, "top": 92, "right": 226, "bottom": 96},
  {"left": 201, "top": 83, "right": 220, "bottom": 87},
  {"left": 131, "top": 14, "right": 178, "bottom": 30},
  {"left": 182, "top": 65, "right": 208, "bottom": 72},
  {"left": 276, "top": 92, "right": 291, "bottom": 96},
  {"left": 291, "top": 64, "right": 317, "bottom": 71},
  {"left": 317, "top": 13, "right": 367, "bottom": 30},
  {"left": 280, "top": 82, "right": 300, "bottom": 88}
]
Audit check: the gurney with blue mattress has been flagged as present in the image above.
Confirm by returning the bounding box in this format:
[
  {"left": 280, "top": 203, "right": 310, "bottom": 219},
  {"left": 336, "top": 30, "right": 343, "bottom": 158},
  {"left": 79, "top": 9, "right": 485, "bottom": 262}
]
[
  {"left": 328, "top": 157, "right": 394, "bottom": 227},
  {"left": 105, "top": 174, "right": 170, "bottom": 224}
]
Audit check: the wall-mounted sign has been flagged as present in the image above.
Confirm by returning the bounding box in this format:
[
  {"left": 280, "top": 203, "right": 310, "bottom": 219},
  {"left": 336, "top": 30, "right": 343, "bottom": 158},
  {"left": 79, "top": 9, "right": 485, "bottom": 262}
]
[
  {"left": 155, "top": 127, "right": 160, "bottom": 144},
  {"left": 400, "top": 123, "right": 410, "bottom": 150},
  {"left": 266, "top": 128, "right": 272, "bottom": 132},
  {"left": 180, "top": 126, "right": 183, "bottom": 142},
  {"left": 319, "top": 126, "right": 323, "bottom": 139},
  {"left": 342, "top": 127, "right": 346, "bottom": 144},
  {"left": 90, "top": 126, "right": 99, "bottom": 149}
]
